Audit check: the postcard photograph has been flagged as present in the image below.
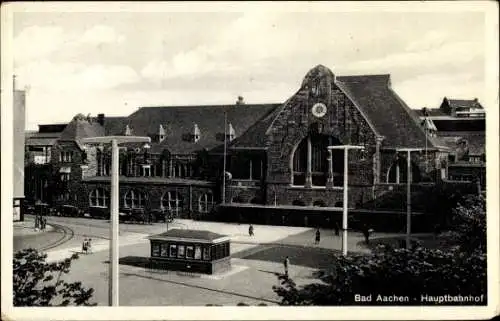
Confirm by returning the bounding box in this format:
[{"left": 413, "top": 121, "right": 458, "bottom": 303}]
[{"left": 1, "top": 1, "right": 498, "bottom": 320}]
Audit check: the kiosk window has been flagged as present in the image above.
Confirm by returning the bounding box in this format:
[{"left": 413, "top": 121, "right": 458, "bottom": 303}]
[
  {"left": 194, "top": 246, "right": 202, "bottom": 259},
  {"left": 203, "top": 246, "right": 210, "bottom": 260},
  {"left": 169, "top": 244, "right": 177, "bottom": 257},
  {"left": 160, "top": 244, "right": 168, "bottom": 257},
  {"left": 178, "top": 245, "right": 185, "bottom": 258},
  {"left": 186, "top": 246, "right": 194, "bottom": 259},
  {"left": 152, "top": 243, "right": 160, "bottom": 257}
]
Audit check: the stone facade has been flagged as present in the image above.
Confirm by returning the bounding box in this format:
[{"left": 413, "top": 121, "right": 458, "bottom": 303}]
[{"left": 263, "top": 67, "right": 378, "bottom": 208}]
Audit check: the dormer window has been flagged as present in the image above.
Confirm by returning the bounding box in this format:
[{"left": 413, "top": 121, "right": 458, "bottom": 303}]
[
  {"left": 227, "top": 123, "right": 236, "bottom": 142},
  {"left": 158, "top": 124, "right": 166, "bottom": 143},
  {"left": 124, "top": 124, "right": 132, "bottom": 136},
  {"left": 192, "top": 123, "right": 201, "bottom": 143}
]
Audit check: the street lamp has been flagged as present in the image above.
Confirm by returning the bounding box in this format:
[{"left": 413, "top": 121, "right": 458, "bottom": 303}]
[
  {"left": 82, "top": 136, "right": 150, "bottom": 307},
  {"left": 395, "top": 148, "right": 423, "bottom": 249},
  {"left": 327, "top": 145, "right": 364, "bottom": 256}
]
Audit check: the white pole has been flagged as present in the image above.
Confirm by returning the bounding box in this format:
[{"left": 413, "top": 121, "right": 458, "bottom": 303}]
[
  {"left": 222, "top": 111, "right": 227, "bottom": 204},
  {"left": 406, "top": 150, "right": 411, "bottom": 249},
  {"left": 342, "top": 148, "right": 348, "bottom": 256},
  {"left": 110, "top": 139, "right": 119, "bottom": 306}
]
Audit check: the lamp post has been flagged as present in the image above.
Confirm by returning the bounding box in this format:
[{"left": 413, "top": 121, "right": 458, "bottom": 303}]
[
  {"left": 327, "top": 145, "right": 364, "bottom": 256},
  {"left": 395, "top": 148, "right": 423, "bottom": 249},
  {"left": 82, "top": 136, "right": 150, "bottom": 307}
]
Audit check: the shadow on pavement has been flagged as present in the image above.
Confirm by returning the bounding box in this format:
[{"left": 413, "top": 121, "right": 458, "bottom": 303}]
[{"left": 234, "top": 244, "right": 341, "bottom": 270}]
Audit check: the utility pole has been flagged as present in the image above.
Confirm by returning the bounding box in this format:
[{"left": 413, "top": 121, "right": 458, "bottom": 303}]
[
  {"left": 327, "top": 145, "right": 364, "bottom": 256},
  {"left": 396, "top": 148, "right": 423, "bottom": 249},
  {"left": 82, "top": 136, "right": 150, "bottom": 306}
]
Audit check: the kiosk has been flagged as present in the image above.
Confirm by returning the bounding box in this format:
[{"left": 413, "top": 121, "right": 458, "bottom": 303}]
[{"left": 148, "top": 229, "right": 231, "bottom": 274}]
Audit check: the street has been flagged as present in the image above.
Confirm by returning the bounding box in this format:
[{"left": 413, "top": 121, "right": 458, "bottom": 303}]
[{"left": 14, "top": 215, "right": 418, "bottom": 306}]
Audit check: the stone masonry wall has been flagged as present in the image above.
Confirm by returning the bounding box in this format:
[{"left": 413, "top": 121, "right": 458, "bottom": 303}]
[{"left": 263, "top": 66, "right": 378, "bottom": 208}]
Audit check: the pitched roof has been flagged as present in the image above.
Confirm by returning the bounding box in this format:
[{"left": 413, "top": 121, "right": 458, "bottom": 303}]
[
  {"left": 447, "top": 98, "right": 483, "bottom": 110},
  {"left": 148, "top": 229, "right": 228, "bottom": 241},
  {"left": 121, "top": 104, "right": 280, "bottom": 154},
  {"left": 59, "top": 117, "right": 105, "bottom": 141},
  {"left": 101, "top": 116, "right": 128, "bottom": 136},
  {"left": 335, "top": 75, "right": 444, "bottom": 149},
  {"left": 225, "top": 69, "right": 447, "bottom": 150}
]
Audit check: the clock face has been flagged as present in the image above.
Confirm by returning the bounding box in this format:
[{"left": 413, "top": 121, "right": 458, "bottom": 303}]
[{"left": 311, "top": 103, "right": 327, "bottom": 118}]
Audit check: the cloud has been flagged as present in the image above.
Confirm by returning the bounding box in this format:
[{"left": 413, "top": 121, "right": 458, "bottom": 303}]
[
  {"left": 80, "top": 25, "right": 126, "bottom": 45},
  {"left": 341, "top": 41, "right": 482, "bottom": 74},
  {"left": 14, "top": 25, "right": 65, "bottom": 64},
  {"left": 393, "top": 72, "right": 484, "bottom": 108},
  {"left": 14, "top": 24, "right": 126, "bottom": 66},
  {"left": 405, "top": 30, "right": 449, "bottom": 52},
  {"left": 15, "top": 60, "right": 139, "bottom": 91}
]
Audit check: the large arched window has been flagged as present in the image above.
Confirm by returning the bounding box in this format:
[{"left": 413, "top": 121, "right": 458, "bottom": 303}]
[
  {"left": 162, "top": 191, "right": 184, "bottom": 216},
  {"left": 124, "top": 189, "right": 146, "bottom": 208},
  {"left": 292, "top": 133, "right": 342, "bottom": 186},
  {"left": 89, "top": 188, "right": 110, "bottom": 207},
  {"left": 198, "top": 192, "right": 214, "bottom": 213},
  {"left": 387, "top": 157, "right": 422, "bottom": 183}
]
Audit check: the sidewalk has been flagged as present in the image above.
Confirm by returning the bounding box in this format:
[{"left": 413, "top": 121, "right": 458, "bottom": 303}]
[
  {"left": 14, "top": 218, "right": 54, "bottom": 237},
  {"left": 44, "top": 220, "right": 311, "bottom": 262}
]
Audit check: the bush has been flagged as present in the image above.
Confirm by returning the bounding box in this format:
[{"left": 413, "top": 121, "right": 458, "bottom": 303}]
[{"left": 13, "top": 249, "right": 96, "bottom": 306}]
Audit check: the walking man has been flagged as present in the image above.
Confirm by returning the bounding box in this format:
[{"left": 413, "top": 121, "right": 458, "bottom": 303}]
[
  {"left": 248, "top": 224, "right": 254, "bottom": 237},
  {"left": 315, "top": 228, "right": 321, "bottom": 245},
  {"left": 283, "top": 256, "right": 290, "bottom": 277},
  {"left": 334, "top": 222, "right": 340, "bottom": 236}
]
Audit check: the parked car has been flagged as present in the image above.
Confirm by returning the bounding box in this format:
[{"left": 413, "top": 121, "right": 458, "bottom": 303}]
[
  {"left": 89, "top": 206, "right": 110, "bottom": 220},
  {"left": 55, "top": 205, "right": 82, "bottom": 217}
]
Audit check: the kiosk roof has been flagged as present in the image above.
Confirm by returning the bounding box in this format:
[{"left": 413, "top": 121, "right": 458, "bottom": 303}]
[{"left": 148, "top": 229, "right": 228, "bottom": 242}]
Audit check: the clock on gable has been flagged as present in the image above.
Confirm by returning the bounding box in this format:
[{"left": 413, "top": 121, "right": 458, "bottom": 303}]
[{"left": 311, "top": 103, "right": 327, "bottom": 118}]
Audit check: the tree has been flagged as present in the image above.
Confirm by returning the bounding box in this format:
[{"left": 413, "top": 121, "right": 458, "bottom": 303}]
[
  {"left": 13, "top": 249, "right": 96, "bottom": 306},
  {"left": 272, "top": 195, "right": 487, "bottom": 305}
]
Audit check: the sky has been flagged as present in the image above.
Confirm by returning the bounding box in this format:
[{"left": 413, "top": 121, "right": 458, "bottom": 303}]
[{"left": 9, "top": 4, "right": 487, "bottom": 130}]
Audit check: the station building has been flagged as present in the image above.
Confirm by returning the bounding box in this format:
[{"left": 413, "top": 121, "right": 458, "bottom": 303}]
[{"left": 24, "top": 65, "right": 486, "bottom": 227}]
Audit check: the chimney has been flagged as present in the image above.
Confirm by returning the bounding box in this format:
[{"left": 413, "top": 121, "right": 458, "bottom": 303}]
[
  {"left": 236, "top": 96, "right": 245, "bottom": 105},
  {"left": 97, "top": 113, "right": 105, "bottom": 126}
]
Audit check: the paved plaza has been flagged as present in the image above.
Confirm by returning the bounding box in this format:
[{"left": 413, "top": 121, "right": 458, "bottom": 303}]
[{"left": 18, "top": 217, "right": 374, "bottom": 306}]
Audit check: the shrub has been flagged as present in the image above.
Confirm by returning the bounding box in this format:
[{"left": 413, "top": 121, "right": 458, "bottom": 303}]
[{"left": 13, "top": 249, "right": 96, "bottom": 306}]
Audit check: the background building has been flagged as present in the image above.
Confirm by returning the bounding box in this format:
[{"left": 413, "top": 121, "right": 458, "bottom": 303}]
[{"left": 415, "top": 97, "right": 486, "bottom": 190}]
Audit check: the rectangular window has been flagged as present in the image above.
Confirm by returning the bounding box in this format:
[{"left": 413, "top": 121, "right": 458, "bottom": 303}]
[
  {"left": 160, "top": 243, "right": 168, "bottom": 257},
  {"left": 169, "top": 244, "right": 177, "bottom": 257},
  {"left": 194, "top": 246, "right": 202, "bottom": 260},
  {"left": 186, "top": 246, "right": 194, "bottom": 259},
  {"left": 152, "top": 243, "right": 160, "bottom": 257},
  {"left": 177, "top": 245, "right": 185, "bottom": 258},
  {"left": 203, "top": 246, "right": 210, "bottom": 260}
]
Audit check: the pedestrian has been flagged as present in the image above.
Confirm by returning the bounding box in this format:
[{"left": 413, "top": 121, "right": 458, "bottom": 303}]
[
  {"left": 362, "top": 224, "right": 374, "bottom": 244},
  {"left": 82, "top": 238, "right": 88, "bottom": 254},
  {"left": 248, "top": 224, "right": 254, "bottom": 237},
  {"left": 334, "top": 222, "right": 340, "bottom": 236},
  {"left": 315, "top": 228, "right": 321, "bottom": 244},
  {"left": 87, "top": 238, "right": 93, "bottom": 254},
  {"left": 283, "top": 256, "right": 290, "bottom": 277}
]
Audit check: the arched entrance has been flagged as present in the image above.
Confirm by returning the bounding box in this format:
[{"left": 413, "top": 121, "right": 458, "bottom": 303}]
[{"left": 387, "top": 156, "right": 422, "bottom": 183}]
